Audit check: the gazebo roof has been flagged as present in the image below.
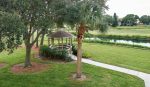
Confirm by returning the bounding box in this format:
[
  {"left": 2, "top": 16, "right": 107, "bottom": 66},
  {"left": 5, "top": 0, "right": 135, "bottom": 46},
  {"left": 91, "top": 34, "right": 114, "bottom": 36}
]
[{"left": 49, "top": 30, "right": 74, "bottom": 38}]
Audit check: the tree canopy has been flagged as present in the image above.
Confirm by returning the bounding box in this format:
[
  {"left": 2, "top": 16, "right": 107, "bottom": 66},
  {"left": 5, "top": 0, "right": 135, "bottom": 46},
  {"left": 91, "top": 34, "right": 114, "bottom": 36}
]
[
  {"left": 0, "top": 11, "right": 25, "bottom": 53},
  {"left": 140, "top": 15, "right": 150, "bottom": 25},
  {"left": 121, "top": 14, "right": 139, "bottom": 26},
  {"left": 0, "top": 0, "right": 108, "bottom": 67}
]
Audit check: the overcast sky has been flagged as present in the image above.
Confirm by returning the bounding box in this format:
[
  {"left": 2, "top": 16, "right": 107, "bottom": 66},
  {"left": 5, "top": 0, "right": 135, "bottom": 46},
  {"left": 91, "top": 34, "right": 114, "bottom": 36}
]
[{"left": 106, "top": 0, "right": 150, "bottom": 18}]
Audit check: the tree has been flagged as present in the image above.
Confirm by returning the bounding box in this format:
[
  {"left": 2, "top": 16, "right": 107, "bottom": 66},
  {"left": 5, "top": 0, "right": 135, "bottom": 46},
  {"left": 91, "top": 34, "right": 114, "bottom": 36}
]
[
  {"left": 66, "top": 0, "right": 108, "bottom": 78},
  {"left": 0, "top": 11, "right": 25, "bottom": 53},
  {"left": 13, "top": 0, "right": 53, "bottom": 67},
  {"left": 121, "top": 14, "right": 139, "bottom": 26},
  {"left": 104, "top": 15, "right": 113, "bottom": 26},
  {"left": 112, "top": 13, "right": 118, "bottom": 27},
  {"left": 140, "top": 15, "right": 150, "bottom": 25}
]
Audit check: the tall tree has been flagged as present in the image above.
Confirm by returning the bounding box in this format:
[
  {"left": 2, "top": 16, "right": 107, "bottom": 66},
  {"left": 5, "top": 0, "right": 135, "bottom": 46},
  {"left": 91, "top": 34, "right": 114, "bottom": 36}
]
[
  {"left": 66, "top": 0, "right": 108, "bottom": 78},
  {"left": 112, "top": 13, "right": 118, "bottom": 27},
  {"left": 13, "top": 0, "right": 53, "bottom": 67}
]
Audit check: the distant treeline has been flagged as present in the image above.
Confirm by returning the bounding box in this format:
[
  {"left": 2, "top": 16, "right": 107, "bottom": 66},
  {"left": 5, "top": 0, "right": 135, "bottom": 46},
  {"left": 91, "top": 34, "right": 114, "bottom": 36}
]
[{"left": 105, "top": 13, "right": 150, "bottom": 26}]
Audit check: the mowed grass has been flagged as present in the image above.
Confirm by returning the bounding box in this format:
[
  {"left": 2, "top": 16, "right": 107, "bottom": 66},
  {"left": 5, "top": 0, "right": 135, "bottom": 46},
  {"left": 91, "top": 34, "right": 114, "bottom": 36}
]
[
  {"left": 88, "top": 25, "right": 150, "bottom": 36},
  {"left": 0, "top": 48, "right": 144, "bottom": 87},
  {"left": 83, "top": 43, "right": 150, "bottom": 73},
  {"left": 107, "top": 29, "right": 150, "bottom": 36}
]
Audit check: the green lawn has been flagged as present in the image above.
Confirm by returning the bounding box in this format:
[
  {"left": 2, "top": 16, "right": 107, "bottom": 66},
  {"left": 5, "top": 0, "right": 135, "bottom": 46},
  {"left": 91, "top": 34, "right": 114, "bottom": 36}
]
[
  {"left": 0, "top": 48, "right": 144, "bottom": 87},
  {"left": 83, "top": 43, "right": 150, "bottom": 73},
  {"left": 88, "top": 26, "right": 150, "bottom": 36}
]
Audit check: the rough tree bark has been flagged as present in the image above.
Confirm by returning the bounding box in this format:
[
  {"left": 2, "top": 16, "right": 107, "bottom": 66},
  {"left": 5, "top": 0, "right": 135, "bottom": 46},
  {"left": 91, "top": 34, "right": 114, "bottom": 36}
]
[
  {"left": 76, "top": 37, "right": 82, "bottom": 78},
  {"left": 24, "top": 27, "right": 42, "bottom": 67},
  {"left": 76, "top": 23, "right": 86, "bottom": 78},
  {"left": 24, "top": 44, "right": 32, "bottom": 67}
]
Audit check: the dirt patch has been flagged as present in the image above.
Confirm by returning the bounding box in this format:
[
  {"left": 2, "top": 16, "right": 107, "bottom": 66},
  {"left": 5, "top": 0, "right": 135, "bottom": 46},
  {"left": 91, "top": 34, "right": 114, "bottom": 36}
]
[
  {"left": 11, "top": 62, "right": 49, "bottom": 74},
  {"left": 0, "top": 63, "right": 6, "bottom": 68}
]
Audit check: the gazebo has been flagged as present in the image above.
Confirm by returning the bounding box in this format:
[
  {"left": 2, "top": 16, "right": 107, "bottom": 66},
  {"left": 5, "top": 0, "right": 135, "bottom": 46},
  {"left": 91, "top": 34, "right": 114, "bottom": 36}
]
[{"left": 48, "top": 30, "right": 74, "bottom": 53}]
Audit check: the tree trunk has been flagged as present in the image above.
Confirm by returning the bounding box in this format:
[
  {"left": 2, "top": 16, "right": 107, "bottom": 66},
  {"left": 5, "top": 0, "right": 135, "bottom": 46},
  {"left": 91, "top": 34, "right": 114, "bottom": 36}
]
[
  {"left": 24, "top": 45, "right": 32, "bottom": 67},
  {"left": 36, "top": 30, "right": 39, "bottom": 47},
  {"left": 76, "top": 23, "right": 85, "bottom": 78},
  {"left": 40, "top": 32, "right": 45, "bottom": 46},
  {"left": 76, "top": 38, "right": 82, "bottom": 78}
]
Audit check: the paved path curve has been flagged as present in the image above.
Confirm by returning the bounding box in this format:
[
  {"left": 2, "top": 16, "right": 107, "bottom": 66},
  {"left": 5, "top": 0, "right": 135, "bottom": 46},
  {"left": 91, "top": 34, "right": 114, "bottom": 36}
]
[{"left": 70, "top": 54, "right": 150, "bottom": 87}]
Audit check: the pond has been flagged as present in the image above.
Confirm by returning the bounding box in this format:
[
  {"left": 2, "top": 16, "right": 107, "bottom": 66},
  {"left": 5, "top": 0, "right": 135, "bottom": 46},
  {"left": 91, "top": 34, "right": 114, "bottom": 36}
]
[{"left": 85, "top": 38, "right": 150, "bottom": 48}]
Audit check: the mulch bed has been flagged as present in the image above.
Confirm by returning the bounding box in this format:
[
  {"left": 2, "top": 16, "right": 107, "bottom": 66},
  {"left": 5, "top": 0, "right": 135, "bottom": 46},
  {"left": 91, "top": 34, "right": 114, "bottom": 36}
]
[
  {"left": 11, "top": 62, "right": 49, "bottom": 74},
  {"left": 0, "top": 63, "right": 6, "bottom": 68}
]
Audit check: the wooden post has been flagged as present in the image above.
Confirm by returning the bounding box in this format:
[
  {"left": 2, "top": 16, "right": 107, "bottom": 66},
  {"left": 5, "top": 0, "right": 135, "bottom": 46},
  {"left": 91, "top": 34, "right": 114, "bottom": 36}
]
[{"left": 62, "top": 38, "right": 63, "bottom": 49}]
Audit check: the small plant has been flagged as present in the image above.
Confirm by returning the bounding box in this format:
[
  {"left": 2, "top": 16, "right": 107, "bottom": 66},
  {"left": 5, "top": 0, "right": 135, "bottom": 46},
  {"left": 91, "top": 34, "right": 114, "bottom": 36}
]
[
  {"left": 72, "top": 44, "right": 77, "bottom": 55},
  {"left": 72, "top": 44, "right": 91, "bottom": 58},
  {"left": 82, "top": 51, "right": 92, "bottom": 58}
]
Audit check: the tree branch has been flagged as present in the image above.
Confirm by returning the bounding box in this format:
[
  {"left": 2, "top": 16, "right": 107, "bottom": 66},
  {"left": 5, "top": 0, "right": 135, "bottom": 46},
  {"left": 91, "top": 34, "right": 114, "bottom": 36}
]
[{"left": 30, "top": 30, "right": 42, "bottom": 46}]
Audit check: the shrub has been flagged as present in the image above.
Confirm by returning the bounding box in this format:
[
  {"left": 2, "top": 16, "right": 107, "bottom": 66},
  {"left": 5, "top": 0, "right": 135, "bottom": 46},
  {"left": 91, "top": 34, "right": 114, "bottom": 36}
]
[
  {"left": 72, "top": 44, "right": 91, "bottom": 58},
  {"left": 72, "top": 44, "right": 77, "bottom": 55},
  {"left": 82, "top": 51, "right": 92, "bottom": 58},
  {"left": 39, "top": 45, "right": 72, "bottom": 62}
]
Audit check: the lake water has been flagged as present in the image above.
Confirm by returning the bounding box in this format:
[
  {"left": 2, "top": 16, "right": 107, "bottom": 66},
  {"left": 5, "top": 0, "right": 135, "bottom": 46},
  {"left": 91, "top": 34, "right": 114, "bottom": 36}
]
[{"left": 85, "top": 38, "right": 150, "bottom": 48}]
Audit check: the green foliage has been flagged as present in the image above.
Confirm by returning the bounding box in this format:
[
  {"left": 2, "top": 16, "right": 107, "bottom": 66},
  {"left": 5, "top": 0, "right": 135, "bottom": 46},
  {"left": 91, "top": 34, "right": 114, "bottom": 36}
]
[
  {"left": 65, "top": 0, "right": 108, "bottom": 32},
  {"left": 104, "top": 15, "right": 113, "bottom": 26},
  {"left": 40, "top": 45, "right": 72, "bottom": 62},
  {"left": 71, "top": 32, "right": 94, "bottom": 38},
  {"left": 121, "top": 14, "right": 139, "bottom": 26},
  {"left": 0, "top": 11, "right": 25, "bottom": 53},
  {"left": 82, "top": 50, "right": 92, "bottom": 58},
  {"left": 140, "top": 15, "right": 150, "bottom": 25},
  {"left": 72, "top": 44, "right": 77, "bottom": 56},
  {"left": 72, "top": 44, "right": 91, "bottom": 58}
]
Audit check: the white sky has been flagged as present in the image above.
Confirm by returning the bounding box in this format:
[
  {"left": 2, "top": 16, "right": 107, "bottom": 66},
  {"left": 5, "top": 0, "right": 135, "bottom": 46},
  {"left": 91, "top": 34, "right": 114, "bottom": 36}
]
[{"left": 106, "top": 0, "right": 150, "bottom": 18}]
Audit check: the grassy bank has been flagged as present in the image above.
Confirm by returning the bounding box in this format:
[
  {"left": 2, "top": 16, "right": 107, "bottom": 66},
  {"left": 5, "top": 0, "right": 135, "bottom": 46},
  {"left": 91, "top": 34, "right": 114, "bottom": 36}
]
[
  {"left": 0, "top": 48, "right": 144, "bottom": 87},
  {"left": 83, "top": 43, "right": 150, "bottom": 73},
  {"left": 87, "top": 25, "right": 150, "bottom": 36}
]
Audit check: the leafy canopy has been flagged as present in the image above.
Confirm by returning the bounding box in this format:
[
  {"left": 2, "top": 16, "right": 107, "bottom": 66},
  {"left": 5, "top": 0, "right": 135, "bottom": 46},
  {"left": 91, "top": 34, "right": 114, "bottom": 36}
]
[{"left": 0, "top": 11, "right": 25, "bottom": 53}]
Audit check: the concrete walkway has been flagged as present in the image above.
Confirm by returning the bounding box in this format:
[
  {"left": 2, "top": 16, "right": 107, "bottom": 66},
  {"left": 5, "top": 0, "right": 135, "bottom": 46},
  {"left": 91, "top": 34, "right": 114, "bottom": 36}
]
[{"left": 70, "top": 54, "right": 150, "bottom": 87}]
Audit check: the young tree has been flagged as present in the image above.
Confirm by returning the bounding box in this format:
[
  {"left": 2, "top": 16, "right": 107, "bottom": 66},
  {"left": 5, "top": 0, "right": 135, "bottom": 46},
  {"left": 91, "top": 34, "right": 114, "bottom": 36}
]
[{"left": 112, "top": 13, "right": 118, "bottom": 27}]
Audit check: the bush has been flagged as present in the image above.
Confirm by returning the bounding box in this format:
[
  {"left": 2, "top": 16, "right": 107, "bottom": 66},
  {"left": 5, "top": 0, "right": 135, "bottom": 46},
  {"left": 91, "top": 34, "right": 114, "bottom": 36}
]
[
  {"left": 72, "top": 44, "right": 91, "bottom": 58},
  {"left": 72, "top": 44, "right": 77, "bottom": 55},
  {"left": 40, "top": 45, "right": 72, "bottom": 62},
  {"left": 82, "top": 51, "right": 92, "bottom": 58}
]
